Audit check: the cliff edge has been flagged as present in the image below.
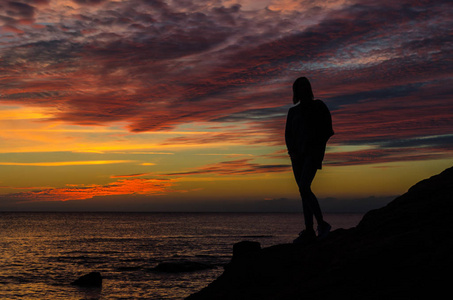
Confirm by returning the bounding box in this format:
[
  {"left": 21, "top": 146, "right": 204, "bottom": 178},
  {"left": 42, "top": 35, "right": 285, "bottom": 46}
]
[{"left": 187, "top": 166, "right": 453, "bottom": 299}]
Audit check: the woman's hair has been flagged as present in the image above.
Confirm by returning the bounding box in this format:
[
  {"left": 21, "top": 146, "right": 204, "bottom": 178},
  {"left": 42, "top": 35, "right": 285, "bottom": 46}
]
[{"left": 292, "top": 77, "right": 314, "bottom": 103}]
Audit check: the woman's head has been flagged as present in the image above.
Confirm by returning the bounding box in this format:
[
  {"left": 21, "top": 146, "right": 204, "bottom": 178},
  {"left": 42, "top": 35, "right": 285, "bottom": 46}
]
[{"left": 292, "top": 77, "right": 314, "bottom": 104}]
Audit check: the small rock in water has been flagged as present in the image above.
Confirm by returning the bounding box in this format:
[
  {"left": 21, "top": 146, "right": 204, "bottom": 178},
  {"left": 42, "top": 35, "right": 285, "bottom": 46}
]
[{"left": 71, "top": 271, "right": 102, "bottom": 287}]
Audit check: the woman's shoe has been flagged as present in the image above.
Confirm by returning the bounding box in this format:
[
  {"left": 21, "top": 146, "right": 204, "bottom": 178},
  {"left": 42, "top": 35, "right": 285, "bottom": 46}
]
[{"left": 293, "top": 229, "right": 316, "bottom": 244}]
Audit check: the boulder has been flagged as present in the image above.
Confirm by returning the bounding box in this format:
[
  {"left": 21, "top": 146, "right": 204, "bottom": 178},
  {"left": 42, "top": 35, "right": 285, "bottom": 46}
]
[
  {"left": 232, "top": 241, "right": 261, "bottom": 261},
  {"left": 71, "top": 271, "right": 102, "bottom": 287}
]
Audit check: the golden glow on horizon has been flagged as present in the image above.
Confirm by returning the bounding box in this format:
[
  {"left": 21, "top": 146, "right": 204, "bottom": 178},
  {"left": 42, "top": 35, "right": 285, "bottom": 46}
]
[
  {"left": 0, "top": 109, "right": 451, "bottom": 204},
  {"left": 312, "top": 158, "right": 453, "bottom": 198}
]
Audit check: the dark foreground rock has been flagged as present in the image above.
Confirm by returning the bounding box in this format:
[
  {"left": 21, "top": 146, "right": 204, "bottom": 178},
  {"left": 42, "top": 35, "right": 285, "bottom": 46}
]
[
  {"left": 150, "top": 261, "right": 216, "bottom": 273},
  {"left": 187, "top": 166, "right": 453, "bottom": 299},
  {"left": 71, "top": 271, "right": 102, "bottom": 287}
]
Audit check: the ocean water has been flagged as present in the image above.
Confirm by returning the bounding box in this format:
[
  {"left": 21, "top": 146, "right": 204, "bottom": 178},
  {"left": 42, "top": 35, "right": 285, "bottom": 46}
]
[{"left": 0, "top": 212, "right": 363, "bottom": 299}]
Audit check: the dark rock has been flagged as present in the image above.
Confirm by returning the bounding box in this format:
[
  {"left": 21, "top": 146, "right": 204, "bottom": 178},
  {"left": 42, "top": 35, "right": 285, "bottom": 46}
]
[
  {"left": 71, "top": 271, "right": 102, "bottom": 287},
  {"left": 232, "top": 241, "right": 261, "bottom": 261},
  {"left": 151, "top": 261, "right": 215, "bottom": 273},
  {"left": 186, "top": 166, "right": 453, "bottom": 299}
]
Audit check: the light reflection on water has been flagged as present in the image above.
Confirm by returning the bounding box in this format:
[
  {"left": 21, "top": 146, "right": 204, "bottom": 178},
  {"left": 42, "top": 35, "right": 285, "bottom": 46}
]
[{"left": 0, "top": 212, "right": 362, "bottom": 299}]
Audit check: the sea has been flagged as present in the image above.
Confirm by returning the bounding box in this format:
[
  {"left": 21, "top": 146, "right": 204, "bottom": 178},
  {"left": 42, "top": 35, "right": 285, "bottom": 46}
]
[{"left": 0, "top": 212, "right": 363, "bottom": 299}]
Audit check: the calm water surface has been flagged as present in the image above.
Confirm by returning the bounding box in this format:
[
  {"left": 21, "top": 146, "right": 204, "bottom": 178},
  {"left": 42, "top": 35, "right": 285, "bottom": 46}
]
[{"left": 0, "top": 212, "right": 363, "bottom": 299}]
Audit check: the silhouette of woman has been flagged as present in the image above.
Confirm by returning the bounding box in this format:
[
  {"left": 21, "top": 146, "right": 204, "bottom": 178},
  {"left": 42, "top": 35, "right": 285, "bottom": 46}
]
[{"left": 285, "top": 77, "right": 334, "bottom": 244}]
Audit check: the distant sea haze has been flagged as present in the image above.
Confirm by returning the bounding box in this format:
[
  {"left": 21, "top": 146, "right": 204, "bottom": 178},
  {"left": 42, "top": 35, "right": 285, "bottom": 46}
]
[
  {"left": 0, "top": 196, "right": 395, "bottom": 212},
  {"left": 0, "top": 212, "right": 362, "bottom": 299}
]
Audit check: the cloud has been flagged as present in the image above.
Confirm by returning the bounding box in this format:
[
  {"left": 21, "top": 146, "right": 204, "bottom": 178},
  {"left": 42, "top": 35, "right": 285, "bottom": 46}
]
[
  {"left": 0, "top": 160, "right": 134, "bottom": 166},
  {"left": 2, "top": 178, "right": 175, "bottom": 202},
  {"left": 0, "top": 0, "right": 451, "bottom": 166},
  {"left": 110, "top": 173, "right": 150, "bottom": 178},
  {"left": 380, "top": 134, "right": 453, "bottom": 149},
  {"left": 1, "top": 24, "right": 25, "bottom": 33},
  {"left": 325, "top": 145, "right": 453, "bottom": 166},
  {"left": 329, "top": 79, "right": 453, "bottom": 146},
  {"left": 165, "top": 158, "right": 290, "bottom": 176},
  {"left": 1, "top": 1, "right": 35, "bottom": 19},
  {"left": 72, "top": 0, "right": 107, "bottom": 5}
]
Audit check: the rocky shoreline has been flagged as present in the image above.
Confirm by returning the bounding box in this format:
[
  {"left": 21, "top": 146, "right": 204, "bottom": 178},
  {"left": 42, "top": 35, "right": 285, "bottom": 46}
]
[{"left": 186, "top": 166, "right": 453, "bottom": 299}]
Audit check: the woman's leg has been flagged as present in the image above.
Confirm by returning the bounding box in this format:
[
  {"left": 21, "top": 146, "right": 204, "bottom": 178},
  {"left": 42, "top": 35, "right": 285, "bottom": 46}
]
[
  {"left": 291, "top": 157, "right": 313, "bottom": 229},
  {"left": 302, "top": 194, "right": 314, "bottom": 229},
  {"left": 299, "top": 158, "right": 324, "bottom": 226}
]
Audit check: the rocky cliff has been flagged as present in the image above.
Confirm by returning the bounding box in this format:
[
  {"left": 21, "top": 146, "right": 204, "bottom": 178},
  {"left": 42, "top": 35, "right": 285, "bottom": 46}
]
[{"left": 187, "top": 166, "right": 453, "bottom": 299}]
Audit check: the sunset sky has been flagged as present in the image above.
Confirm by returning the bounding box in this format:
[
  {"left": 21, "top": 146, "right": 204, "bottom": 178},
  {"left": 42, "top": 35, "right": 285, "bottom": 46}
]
[{"left": 0, "top": 0, "right": 452, "bottom": 211}]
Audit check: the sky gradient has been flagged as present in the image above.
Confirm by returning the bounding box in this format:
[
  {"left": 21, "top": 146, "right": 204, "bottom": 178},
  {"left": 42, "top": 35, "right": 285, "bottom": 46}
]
[{"left": 0, "top": 0, "right": 452, "bottom": 211}]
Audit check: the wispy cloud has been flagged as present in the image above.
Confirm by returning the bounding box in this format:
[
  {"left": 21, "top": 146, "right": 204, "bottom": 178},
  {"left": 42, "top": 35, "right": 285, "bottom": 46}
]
[
  {"left": 110, "top": 173, "right": 150, "bottom": 178},
  {"left": 325, "top": 148, "right": 446, "bottom": 166},
  {"left": 165, "top": 158, "right": 290, "bottom": 176},
  {"left": 0, "top": 160, "right": 134, "bottom": 166}
]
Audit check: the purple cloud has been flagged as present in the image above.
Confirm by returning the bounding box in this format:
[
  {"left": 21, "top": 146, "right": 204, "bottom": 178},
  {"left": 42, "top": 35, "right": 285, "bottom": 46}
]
[{"left": 0, "top": 0, "right": 452, "bottom": 165}]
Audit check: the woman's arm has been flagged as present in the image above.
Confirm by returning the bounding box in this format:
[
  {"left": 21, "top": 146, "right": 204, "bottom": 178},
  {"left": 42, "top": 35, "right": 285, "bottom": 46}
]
[{"left": 285, "top": 108, "right": 295, "bottom": 157}]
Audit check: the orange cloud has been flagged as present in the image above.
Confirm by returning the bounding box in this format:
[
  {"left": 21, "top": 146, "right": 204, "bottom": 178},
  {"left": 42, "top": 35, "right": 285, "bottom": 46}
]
[
  {"left": 6, "top": 178, "right": 175, "bottom": 202},
  {"left": 110, "top": 173, "right": 150, "bottom": 178}
]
